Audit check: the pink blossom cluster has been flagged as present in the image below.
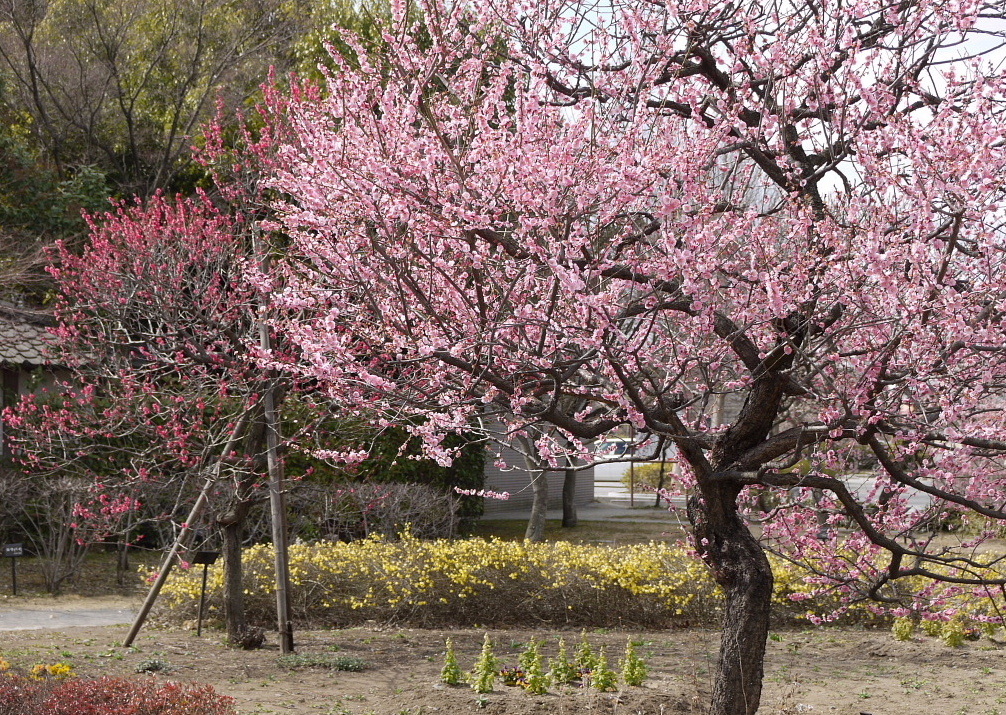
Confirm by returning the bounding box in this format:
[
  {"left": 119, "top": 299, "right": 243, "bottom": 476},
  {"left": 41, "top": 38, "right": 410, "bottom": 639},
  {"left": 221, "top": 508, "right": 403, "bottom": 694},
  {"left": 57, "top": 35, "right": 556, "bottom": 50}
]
[{"left": 453, "top": 488, "right": 511, "bottom": 501}]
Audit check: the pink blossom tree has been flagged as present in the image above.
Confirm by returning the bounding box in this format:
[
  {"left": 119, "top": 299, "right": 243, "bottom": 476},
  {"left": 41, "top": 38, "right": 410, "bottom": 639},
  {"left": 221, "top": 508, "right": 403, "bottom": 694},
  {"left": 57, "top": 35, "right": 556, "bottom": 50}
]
[
  {"left": 5, "top": 191, "right": 287, "bottom": 640},
  {"left": 258, "top": 0, "right": 1006, "bottom": 712}
]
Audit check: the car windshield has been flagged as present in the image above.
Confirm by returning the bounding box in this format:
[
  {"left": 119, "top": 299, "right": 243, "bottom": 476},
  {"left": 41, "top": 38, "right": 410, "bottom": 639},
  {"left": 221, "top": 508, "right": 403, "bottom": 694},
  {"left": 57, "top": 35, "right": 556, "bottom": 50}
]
[{"left": 596, "top": 440, "right": 632, "bottom": 457}]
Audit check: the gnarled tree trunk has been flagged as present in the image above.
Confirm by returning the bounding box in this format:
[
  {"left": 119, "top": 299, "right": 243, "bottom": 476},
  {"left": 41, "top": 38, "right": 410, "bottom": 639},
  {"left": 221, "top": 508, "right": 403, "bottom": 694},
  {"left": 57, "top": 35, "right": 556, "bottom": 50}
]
[
  {"left": 689, "top": 485, "right": 773, "bottom": 715},
  {"left": 685, "top": 372, "right": 785, "bottom": 714}
]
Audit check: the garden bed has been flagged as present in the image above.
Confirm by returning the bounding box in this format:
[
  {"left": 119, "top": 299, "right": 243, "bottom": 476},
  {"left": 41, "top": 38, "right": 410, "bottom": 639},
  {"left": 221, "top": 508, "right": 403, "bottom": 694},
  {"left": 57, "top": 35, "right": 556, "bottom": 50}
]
[{"left": 2, "top": 620, "right": 1006, "bottom": 714}]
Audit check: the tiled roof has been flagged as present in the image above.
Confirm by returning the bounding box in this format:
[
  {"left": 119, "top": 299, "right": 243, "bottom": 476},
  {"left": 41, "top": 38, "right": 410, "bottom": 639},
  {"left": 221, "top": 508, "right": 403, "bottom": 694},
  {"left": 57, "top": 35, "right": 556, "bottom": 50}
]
[{"left": 0, "top": 304, "right": 54, "bottom": 366}]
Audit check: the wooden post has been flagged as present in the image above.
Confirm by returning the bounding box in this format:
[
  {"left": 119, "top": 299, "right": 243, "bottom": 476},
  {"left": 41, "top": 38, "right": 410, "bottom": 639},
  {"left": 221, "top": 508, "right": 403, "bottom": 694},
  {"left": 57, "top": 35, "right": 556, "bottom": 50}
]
[
  {"left": 629, "top": 425, "right": 636, "bottom": 507},
  {"left": 263, "top": 372, "right": 293, "bottom": 653},
  {"left": 255, "top": 231, "right": 294, "bottom": 653}
]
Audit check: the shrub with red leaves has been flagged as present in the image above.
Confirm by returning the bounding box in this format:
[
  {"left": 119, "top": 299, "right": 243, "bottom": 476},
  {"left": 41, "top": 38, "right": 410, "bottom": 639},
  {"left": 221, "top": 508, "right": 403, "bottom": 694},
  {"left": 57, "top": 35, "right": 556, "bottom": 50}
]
[{"left": 0, "top": 675, "right": 236, "bottom": 715}]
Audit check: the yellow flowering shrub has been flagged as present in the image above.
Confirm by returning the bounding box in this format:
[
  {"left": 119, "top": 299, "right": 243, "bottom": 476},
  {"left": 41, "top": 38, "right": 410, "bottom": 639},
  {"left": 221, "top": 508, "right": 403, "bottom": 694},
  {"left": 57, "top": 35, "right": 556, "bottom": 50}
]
[
  {"left": 152, "top": 534, "right": 1006, "bottom": 635},
  {"left": 29, "top": 663, "right": 74, "bottom": 679},
  {"left": 154, "top": 534, "right": 721, "bottom": 627}
]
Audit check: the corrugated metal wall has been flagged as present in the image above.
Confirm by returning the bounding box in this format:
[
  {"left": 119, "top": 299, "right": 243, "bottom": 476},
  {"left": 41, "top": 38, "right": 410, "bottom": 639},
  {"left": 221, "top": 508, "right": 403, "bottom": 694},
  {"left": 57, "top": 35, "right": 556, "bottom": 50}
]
[{"left": 482, "top": 440, "right": 594, "bottom": 514}]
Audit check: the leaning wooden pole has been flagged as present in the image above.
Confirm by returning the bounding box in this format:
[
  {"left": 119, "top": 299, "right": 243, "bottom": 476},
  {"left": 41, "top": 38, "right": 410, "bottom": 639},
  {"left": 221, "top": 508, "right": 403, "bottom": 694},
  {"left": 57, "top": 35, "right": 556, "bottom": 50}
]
[
  {"left": 255, "top": 231, "right": 294, "bottom": 653},
  {"left": 123, "top": 413, "right": 253, "bottom": 647},
  {"left": 122, "top": 490, "right": 206, "bottom": 647}
]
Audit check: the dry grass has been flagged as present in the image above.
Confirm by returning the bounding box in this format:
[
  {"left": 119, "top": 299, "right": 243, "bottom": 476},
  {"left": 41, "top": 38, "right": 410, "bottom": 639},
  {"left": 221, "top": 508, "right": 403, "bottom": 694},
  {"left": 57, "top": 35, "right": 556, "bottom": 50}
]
[{"left": 0, "top": 548, "right": 159, "bottom": 600}]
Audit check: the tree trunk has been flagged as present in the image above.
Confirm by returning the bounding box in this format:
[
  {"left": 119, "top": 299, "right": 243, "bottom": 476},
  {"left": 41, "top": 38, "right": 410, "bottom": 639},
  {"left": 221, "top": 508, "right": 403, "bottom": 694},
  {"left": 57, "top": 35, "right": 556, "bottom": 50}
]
[
  {"left": 218, "top": 480, "right": 257, "bottom": 645},
  {"left": 116, "top": 540, "right": 130, "bottom": 586},
  {"left": 688, "top": 483, "right": 773, "bottom": 715},
  {"left": 518, "top": 435, "right": 550, "bottom": 542},
  {"left": 561, "top": 465, "right": 577, "bottom": 527},
  {"left": 221, "top": 519, "right": 247, "bottom": 643},
  {"left": 217, "top": 404, "right": 271, "bottom": 644},
  {"left": 525, "top": 469, "right": 549, "bottom": 541},
  {"left": 654, "top": 460, "right": 667, "bottom": 508}
]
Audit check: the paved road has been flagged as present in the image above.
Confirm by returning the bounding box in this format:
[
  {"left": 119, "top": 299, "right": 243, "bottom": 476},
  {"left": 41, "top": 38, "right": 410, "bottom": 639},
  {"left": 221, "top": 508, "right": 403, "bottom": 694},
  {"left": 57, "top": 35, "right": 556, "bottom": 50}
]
[{"left": 0, "top": 604, "right": 135, "bottom": 631}]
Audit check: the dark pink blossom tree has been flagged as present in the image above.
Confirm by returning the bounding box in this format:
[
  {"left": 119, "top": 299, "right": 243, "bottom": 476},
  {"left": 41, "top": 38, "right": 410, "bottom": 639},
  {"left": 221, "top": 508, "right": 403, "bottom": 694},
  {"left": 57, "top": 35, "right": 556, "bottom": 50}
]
[
  {"left": 258, "top": 0, "right": 1006, "bottom": 712},
  {"left": 5, "top": 192, "right": 286, "bottom": 639}
]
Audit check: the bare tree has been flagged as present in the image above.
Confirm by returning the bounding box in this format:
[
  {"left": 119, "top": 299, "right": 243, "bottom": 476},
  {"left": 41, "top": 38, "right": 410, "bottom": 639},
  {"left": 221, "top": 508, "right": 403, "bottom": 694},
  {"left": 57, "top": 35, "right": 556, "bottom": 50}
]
[{"left": 0, "top": 0, "right": 312, "bottom": 195}]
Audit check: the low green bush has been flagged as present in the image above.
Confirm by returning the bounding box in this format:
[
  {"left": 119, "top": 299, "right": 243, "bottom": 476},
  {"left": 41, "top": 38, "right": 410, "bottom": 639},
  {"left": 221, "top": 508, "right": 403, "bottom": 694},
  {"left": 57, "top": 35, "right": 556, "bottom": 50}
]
[
  {"left": 276, "top": 654, "right": 366, "bottom": 671},
  {"left": 620, "top": 462, "right": 676, "bottom": 493}
]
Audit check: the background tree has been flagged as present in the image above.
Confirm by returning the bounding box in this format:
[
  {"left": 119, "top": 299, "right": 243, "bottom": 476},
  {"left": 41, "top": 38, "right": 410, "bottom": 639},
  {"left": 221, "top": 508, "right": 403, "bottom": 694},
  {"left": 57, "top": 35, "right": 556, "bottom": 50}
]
[
  {"left": 0, "top": 0, "right": 398, "bottom": 304},
  {"left": 0, "top": 84, "right": 109, "bottom": 301},
  {"left": 0, "top": 0, "right": 316, "bottom": 197},
  {"left": 257, "top": 1, "right": 1006, "bottom": 713}
]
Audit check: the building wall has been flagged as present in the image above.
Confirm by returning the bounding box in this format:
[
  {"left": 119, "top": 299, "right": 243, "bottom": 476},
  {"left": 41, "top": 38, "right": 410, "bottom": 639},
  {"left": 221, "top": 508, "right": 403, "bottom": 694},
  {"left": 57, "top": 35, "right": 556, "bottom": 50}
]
[{"left": 482, "top": 440, "right": 594, "bottom": 514}]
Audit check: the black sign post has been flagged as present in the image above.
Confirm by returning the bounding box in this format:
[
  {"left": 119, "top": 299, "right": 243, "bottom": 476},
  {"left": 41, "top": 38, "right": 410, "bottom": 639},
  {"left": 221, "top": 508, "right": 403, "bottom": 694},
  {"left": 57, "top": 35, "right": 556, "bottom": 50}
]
[
  {"left": 192, "top": 551, "right": 220, "bottom": 637},
  {"left": 3, "top": 543, "right": 23, "bottom": 596}
]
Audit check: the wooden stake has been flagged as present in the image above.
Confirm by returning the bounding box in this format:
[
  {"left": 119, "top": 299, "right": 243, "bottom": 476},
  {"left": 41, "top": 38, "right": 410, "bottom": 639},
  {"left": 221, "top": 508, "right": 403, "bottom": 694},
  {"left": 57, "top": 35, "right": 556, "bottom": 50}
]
[
  {"left": 256, "top": 231, "right": 294, "bottom": 653},
  {"left": 123, "top": 412, "right": 252, "bottom": 647},
  {"left": 122, "top": 484, "right": 208, "bottom": 647}
]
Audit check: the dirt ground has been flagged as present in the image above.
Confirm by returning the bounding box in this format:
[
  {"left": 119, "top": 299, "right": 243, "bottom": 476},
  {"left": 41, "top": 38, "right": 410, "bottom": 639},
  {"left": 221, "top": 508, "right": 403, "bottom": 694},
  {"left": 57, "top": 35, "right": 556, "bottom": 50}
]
[{"left": 3, "top": 601, "right": 1006, "bottom": 715}]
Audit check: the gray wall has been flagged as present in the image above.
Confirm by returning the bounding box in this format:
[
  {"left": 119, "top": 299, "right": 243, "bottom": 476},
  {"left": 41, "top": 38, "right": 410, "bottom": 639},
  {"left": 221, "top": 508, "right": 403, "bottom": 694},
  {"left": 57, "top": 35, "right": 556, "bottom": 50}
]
[{"left": 482, "top": 440, "right": 594, "bottom": 514}]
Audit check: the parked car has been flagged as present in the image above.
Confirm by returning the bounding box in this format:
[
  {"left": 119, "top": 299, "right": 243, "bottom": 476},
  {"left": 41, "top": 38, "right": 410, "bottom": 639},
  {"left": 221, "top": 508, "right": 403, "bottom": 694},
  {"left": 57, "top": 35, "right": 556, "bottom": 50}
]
[{"left": 594, "top": 436, "right": 676, "bottom": 461}]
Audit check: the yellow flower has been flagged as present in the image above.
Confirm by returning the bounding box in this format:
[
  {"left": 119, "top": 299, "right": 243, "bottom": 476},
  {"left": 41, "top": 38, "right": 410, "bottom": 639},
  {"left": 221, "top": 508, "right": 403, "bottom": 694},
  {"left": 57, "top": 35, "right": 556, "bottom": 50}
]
[{"left": 30, "top": 662, "right": 74, "bottom": 679}]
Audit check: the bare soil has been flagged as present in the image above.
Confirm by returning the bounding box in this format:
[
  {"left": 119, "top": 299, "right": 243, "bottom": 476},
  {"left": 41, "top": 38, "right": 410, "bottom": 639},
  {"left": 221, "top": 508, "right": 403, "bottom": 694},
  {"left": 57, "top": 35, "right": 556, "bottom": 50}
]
[{"left": 3, "top": 606, "right": 1006, "bottom": 715}]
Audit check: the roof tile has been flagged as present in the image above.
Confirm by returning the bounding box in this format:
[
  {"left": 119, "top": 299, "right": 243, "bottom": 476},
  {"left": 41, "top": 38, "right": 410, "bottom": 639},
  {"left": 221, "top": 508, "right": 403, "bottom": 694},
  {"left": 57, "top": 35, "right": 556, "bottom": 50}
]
[{"left": 0, "top": 314, "right": 53, "bottom": 366}]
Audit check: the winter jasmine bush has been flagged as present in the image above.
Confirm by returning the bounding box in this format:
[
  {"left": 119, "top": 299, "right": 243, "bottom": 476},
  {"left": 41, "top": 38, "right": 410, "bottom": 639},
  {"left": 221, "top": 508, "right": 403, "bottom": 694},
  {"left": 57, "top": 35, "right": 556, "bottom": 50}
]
[{"left": 153, "top": 534, "right": 718, "bottom": 627}]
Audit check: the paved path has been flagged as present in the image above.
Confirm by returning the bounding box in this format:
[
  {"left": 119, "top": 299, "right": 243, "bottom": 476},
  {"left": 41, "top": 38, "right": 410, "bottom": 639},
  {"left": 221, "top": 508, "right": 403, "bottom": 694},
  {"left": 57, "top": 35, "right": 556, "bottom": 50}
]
[
  {"left": 0, "top": 604, "right": 135, "bottom": 631},
  {"left": 486, "top": 498, "right": 686, "bottom": 524}
]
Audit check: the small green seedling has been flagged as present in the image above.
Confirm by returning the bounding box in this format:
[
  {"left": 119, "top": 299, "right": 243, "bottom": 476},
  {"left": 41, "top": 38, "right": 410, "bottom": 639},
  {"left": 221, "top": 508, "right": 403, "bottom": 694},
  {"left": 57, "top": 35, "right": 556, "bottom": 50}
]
[
  {"left": 469, "top": 634, "right": 497, "bottom": 694},
  {"left": 441, "top": 638, "right": 463, "bottom": 685}
]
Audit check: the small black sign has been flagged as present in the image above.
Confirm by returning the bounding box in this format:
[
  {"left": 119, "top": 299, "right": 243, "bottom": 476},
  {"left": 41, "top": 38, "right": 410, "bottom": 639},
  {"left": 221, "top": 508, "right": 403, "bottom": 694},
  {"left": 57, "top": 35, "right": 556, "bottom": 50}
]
[
  {"left": 3, "top": 543, "right": 23, "bottom": 558},
  {"left": 192, "top": 551, "right": 220, "bottom": 565}
]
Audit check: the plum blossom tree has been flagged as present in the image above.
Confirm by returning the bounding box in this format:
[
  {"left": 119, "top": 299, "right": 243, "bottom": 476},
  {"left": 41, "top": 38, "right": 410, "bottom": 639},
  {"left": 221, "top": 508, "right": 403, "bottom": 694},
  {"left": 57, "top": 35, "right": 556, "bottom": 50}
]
[
  {"left": 256, "top": 0, "right": 1006, "bottom": 712},
  {"left": 4, "top": 191, "right": 289, "bottom": 641}
]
